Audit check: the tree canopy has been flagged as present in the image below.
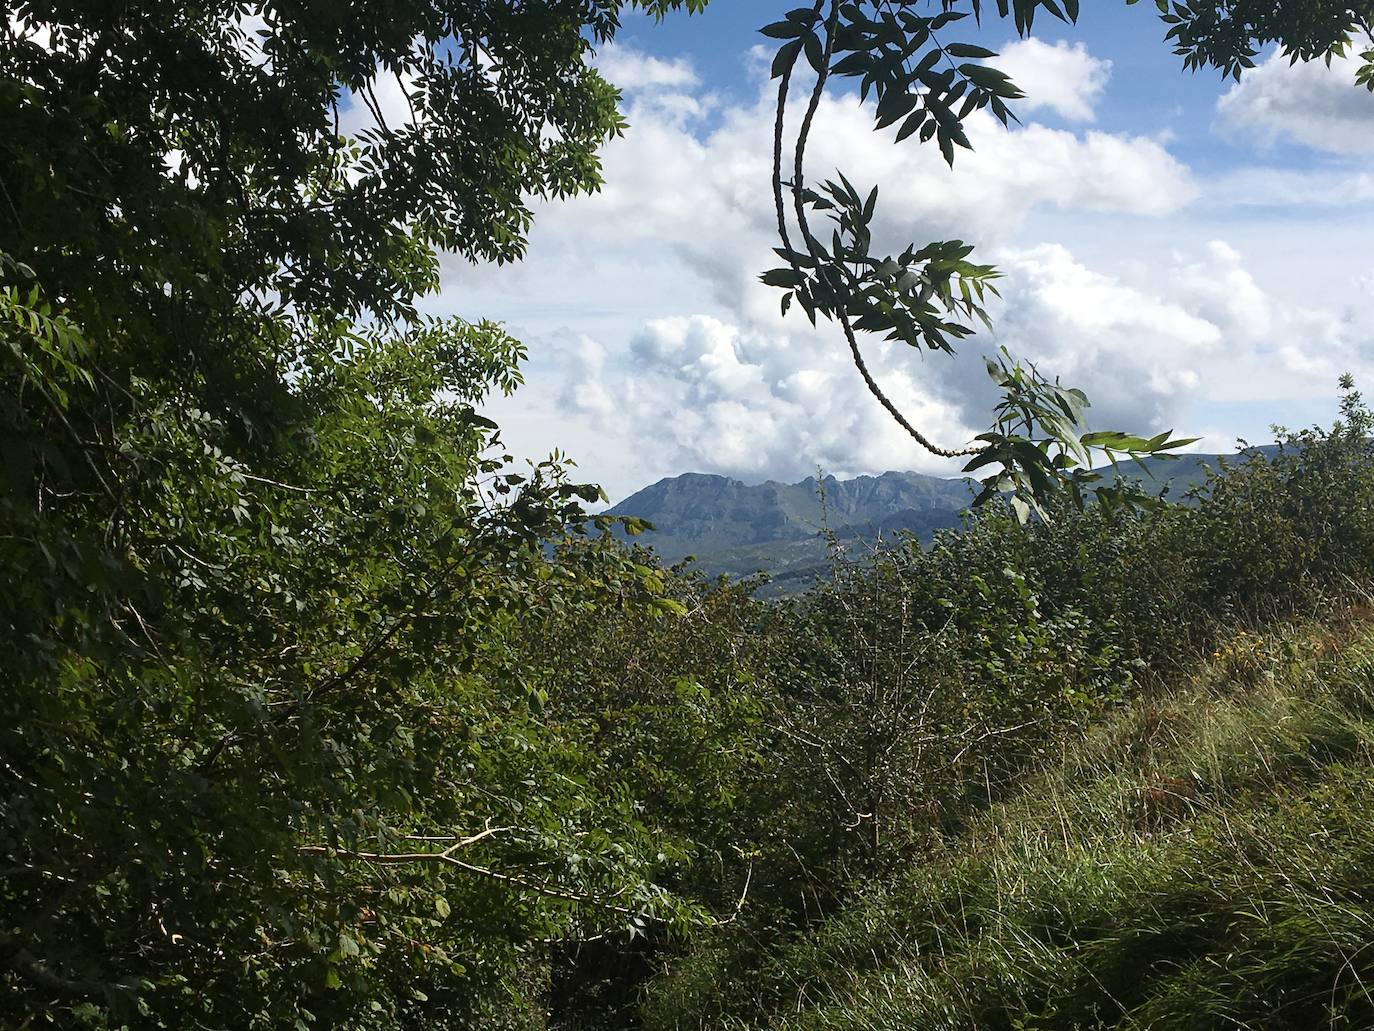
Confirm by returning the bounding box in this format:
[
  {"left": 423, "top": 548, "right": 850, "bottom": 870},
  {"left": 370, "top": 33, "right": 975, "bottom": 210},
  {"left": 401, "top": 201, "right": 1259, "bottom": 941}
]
[{"left": 3, "top": 2, "right": 707, "bottom": 1026}]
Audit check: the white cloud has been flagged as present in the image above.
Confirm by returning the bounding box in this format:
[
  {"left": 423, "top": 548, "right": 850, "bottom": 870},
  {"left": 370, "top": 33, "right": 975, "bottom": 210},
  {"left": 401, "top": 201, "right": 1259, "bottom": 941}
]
[
  {"left": 996, "top": 38, "right": 1112, "bottom": 122},
  {"left": 546, "top": 314, "right": 980, "bottom": 487},
  {"left": 1201, "top": 166, "right": 1374, "bottom": 207},
  {"left": 1216, "top": 45, "right": 1374, "bottom": 154},
  {"left": 338, "top": 66, "right": 425, "bottom": 140},
  {"left": 992, "top": 244, "right": 1222, "bottom": 431},
  {"left": 1168, "top": 240, "right": 1272, "bottom": 341},
  {"left": 460, "top": 81, "right": 1197, "bottom": 332},
  {"left": 994, "top": 241, "right": 1374, "bottom": 427},
  {"left": 595, "top": 45, "right": 699, "bottom": 91},
  {"left": 435, "top": 54, "right": 1372, "bottom": 500},
  {"left": 8, "top": 10, "right": 52, "bottom": 49},
  {"left": 483, "top": 231, "right": 1374, "bottom": 501},
  {"left": 230, "top": 9, "right": 271, "bottom": 69}
]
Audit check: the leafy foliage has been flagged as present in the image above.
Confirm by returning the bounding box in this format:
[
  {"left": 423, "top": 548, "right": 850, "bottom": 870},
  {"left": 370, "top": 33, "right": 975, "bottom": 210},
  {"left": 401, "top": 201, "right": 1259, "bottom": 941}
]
[
  {"left": 1132, "top": 0, "right": 1374, "bottom": 86},
  {"left": 4, "top": 0, "right": 1373, "bottom": 1027},
  {"left": 1, "top": 1, "right": 710, "bottom": 1026},
  {"left": 760, "top": 0, "right": 1365, "bottom": 517}
]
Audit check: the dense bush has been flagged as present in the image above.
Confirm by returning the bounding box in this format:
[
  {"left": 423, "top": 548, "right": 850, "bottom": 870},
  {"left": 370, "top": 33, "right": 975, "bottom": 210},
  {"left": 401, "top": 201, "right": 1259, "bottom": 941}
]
[{"left": 523, "top": 387, "right": 1374, "bottom": 1029}]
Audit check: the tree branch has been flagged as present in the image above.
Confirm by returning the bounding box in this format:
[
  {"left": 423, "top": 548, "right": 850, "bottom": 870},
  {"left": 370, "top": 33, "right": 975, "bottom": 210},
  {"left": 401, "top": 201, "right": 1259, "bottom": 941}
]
[
  {"left": 0, "top": 934, "right": 140, "bottom": 999},
  {"left": 298, "top": 824, "right": 513, "bottom": 864},
  {"left": 301, "top": 830, "right": 642, "bottom": 917},
  {"left": 774, "top": 0, "right": 984, "bottom": 461}
]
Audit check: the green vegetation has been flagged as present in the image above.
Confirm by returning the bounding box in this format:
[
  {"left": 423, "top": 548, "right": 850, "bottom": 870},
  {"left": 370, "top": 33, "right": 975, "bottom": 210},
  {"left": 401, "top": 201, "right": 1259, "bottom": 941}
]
[
  {"left": 653, "top": 614, "right": 1374, "bottom": 1029},
  {"left": 1, "top": 1, "right": 708, "bottom": 1025},
  {"left": 4, "top": 0, "right": 1374, "bottom": 1028},
  {"left": 606, "top": 447, "right": 1288, "bottom": 586},
  {"left": 614, "top": 389, "right": 1374, "bottom": 1031}
]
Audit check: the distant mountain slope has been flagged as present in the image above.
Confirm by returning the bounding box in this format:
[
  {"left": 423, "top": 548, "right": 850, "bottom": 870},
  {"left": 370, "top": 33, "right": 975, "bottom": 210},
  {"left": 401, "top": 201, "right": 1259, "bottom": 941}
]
[
  {"left": 607, "top": 470, "right": 979, "bottom": 580},
  {"left": 1117, "top": 444, "right": 1280, "bottom": 499},
  {"left": 608, "top": 447, "right": 1279, "bottom": 583}
]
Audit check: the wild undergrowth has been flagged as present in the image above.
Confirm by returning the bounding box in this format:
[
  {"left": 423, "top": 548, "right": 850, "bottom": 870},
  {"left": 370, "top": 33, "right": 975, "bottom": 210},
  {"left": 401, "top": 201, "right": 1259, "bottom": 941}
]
[
  {"left": 561, "top": 386, "right": 1374, "bottom": 1030},
  {"left": 642, "top": 615, "right": 1374, "bottom": 1030}
]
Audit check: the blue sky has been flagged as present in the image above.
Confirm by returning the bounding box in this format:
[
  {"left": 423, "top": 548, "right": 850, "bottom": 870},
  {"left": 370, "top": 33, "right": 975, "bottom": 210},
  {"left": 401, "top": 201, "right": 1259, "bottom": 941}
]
[
  {"left": 620, "top": 2, "right": 1211, "bottom": 131},
  {"left": 408, "top": 3, "right": 1374, "bottom": 502}
]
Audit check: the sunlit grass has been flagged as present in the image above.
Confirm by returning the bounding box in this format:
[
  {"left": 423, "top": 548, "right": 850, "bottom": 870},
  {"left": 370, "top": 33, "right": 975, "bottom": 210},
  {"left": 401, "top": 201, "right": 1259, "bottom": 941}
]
[{"left": 650, "top": 615, "right": 1374, "bottom": 1030}]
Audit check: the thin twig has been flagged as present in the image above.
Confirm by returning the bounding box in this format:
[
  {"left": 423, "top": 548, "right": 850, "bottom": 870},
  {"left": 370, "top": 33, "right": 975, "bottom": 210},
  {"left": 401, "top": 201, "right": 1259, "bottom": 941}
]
[
  {"left": 238, "top": 471, "right": 317, "bottom": 493},
  {"left": 303, "top": 834, "right": 641, "bottom": 917},
  {"left": 298, "top": 824, "right": 513, "bottom": 864}
]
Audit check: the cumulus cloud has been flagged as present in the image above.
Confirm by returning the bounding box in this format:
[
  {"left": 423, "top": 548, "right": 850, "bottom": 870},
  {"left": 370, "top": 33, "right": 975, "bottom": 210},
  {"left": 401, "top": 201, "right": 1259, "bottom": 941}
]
[
  {"left": 439, "top": 47, "right": 1371, "bottom": 500},
  {"left": 595, "top": 45, "right": 699, "bottom": 91},
  {"left": 459, "top": 77, "right": 1197, "bottom": 331},
  {"left": 992, "top": 244, "right": 1221, "bottom": 431},
  {"left": 996, "top": 38, "right": 1112, "bottom": 122},
  {"left": 489, "top": 235, "right": 1374, "bottom": 501},
  {"left": 1216, "top": 45, "right": 1374, "bottom": 154},
  {"left": 549, "top": 314, "right": 979, "bottom": 486}
]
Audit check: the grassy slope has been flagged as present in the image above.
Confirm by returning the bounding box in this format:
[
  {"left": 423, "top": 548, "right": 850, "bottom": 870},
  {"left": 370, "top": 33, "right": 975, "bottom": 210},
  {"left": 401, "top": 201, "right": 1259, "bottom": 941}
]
[{"left": 657, "top": 613, "right": 1374, "bottom": 1030}]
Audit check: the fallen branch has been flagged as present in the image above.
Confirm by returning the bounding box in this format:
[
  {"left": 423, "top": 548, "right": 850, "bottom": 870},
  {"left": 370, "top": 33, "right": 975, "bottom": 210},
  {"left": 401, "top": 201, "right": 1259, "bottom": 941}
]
[{"left": 299, "top": 828, "right": 641, "bottom": 917}]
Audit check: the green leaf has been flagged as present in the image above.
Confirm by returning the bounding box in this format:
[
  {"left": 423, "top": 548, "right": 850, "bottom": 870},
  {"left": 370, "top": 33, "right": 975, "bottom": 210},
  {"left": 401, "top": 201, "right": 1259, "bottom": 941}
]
[
  {"left": 942, "top": 42, "right": 998, "bottom": 59},
  {"left": 761, "top": 19, "right": 806, "bottom": 39},
  {"left": 771, "top": 38, "right": 804, "bottom": 78}
]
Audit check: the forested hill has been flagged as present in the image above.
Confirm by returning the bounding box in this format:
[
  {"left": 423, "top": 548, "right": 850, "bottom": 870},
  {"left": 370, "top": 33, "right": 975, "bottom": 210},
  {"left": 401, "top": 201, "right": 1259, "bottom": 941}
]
[{"left": 609, "top": 447, "right": 1280, "bottom": 581}]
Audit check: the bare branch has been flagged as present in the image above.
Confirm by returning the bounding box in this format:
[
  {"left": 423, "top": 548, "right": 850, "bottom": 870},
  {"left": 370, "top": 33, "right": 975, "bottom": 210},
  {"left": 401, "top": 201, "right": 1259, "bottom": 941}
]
[
  {"left": 300, "top": 831, "right": 644, "bottom": 917},
  {"left": 298, "top": 824, "right": 513, "bottom": 863}
]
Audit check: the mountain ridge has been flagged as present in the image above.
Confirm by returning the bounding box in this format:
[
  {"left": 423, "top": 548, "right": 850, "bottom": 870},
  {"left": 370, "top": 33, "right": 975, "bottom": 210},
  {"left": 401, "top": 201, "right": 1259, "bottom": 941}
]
[
  {"left": 607, "top": 447, "right": 1280, "bottom": 585},
  {"left": 607, "top": 468, "right": 978, "bottom": 579}
]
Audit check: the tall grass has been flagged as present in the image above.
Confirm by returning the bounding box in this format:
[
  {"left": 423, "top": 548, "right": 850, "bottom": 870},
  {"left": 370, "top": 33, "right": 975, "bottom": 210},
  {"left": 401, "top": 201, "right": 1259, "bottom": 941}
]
[{"left": 645, "top": 618, "right": 1374, "bottom": 1030}]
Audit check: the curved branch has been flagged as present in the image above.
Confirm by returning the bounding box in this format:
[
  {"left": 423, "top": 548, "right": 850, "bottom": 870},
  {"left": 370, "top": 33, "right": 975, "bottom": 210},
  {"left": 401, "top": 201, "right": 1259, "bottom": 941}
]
[
  {"left": 775, "top": 1, "right": 984, "bottom": 461},
  {"left": 772, "top": 0, "right": 825, "bottom": 298}
]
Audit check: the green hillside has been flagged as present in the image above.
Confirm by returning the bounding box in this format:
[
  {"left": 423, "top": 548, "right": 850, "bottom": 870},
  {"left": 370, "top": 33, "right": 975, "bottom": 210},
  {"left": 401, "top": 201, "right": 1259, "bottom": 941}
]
[{"left": 647, "top": 614, "right": 1374, "bottom": 1029}]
